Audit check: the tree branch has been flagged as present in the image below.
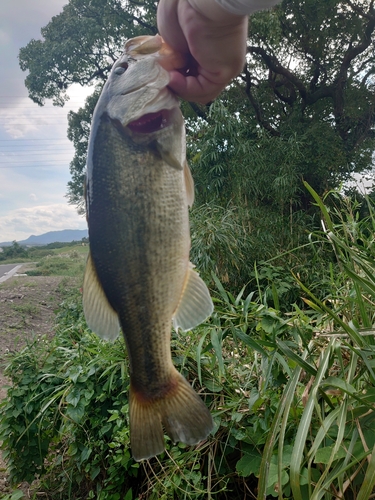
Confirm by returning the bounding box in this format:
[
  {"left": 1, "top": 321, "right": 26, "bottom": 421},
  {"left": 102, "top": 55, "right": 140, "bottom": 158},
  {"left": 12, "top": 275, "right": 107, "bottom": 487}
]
[{"left": 241, "top": 66, "right": 280, "bottom": 136}]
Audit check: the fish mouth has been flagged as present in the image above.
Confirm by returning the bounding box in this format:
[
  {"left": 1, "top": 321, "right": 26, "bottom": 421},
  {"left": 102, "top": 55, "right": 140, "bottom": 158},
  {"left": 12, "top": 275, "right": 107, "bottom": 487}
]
[{"left": 127, "top": 109, "right": 171, "bottom": 134}]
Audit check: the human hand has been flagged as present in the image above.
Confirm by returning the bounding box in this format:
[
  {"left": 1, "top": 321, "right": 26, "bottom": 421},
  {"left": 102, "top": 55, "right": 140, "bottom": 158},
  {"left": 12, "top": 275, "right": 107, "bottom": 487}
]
[{"left": 157, "top": 0, "right": 248, "bottom": 104}]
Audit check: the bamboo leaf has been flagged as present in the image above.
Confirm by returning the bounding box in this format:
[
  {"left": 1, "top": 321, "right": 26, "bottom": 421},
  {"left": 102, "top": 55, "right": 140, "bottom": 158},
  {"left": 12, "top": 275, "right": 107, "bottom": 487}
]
[
  {"left": 290, "top": 340, "right": 334, "bottom": 500},
  {"left": 303, "top": 182, "right": 334, "bottom": 232},
  {"left": 257, "top": 346, "right": 309, "bottom": 500},
  {"left": 356, "top": 444, "right": 375, "bottom": 500}
]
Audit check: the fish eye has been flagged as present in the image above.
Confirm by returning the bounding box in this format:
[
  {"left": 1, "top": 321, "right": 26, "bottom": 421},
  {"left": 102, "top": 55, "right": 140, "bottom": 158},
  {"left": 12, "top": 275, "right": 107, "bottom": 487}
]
[{"left": 114, "top": 62, "right": 128, "bottom": 75}]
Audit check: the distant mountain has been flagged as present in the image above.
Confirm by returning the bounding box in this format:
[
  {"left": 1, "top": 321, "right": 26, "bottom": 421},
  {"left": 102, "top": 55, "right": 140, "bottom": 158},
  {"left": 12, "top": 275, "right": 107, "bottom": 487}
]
[{"left": 0, "top": 229, "right": 88, "bottom": 247}]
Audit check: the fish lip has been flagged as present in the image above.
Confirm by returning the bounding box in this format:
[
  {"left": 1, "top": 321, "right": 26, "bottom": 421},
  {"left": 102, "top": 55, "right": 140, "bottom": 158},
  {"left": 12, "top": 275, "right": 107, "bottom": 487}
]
[{"left": 127, "top": 109, "right": 174, "bottom": 135}]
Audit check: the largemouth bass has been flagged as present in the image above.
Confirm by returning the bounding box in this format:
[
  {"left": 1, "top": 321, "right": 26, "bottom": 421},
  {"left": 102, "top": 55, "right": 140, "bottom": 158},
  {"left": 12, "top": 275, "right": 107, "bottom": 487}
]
[{"left": 83, "top": 35, "right": 214, "bottom": 461}]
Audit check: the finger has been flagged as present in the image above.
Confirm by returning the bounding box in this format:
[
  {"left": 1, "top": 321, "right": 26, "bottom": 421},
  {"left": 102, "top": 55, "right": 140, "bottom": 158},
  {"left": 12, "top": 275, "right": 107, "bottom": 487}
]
[
  {"left": 157, "top": 0, "right": 189, "bottom": 54},
  {"left": 168, "top": 70, "right": 227, "bottom": 104}
]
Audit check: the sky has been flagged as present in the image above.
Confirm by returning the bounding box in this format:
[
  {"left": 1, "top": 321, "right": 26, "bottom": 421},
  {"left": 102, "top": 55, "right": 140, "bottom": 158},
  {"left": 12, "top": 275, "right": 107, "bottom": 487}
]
[
  {"left": 1, "top": 2, "right": 372, "bottom": 244},
  {"left": 0, "top": 0, "right": 90, "bottom": 242}
]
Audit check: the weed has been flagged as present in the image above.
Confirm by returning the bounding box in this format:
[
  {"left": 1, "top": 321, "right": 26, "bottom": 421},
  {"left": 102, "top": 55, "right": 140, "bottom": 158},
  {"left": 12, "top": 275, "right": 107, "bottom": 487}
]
[
  {"left": 11, "top": 303, "right": 40, "bottom": 316},
  {"left": 26, "top": 254, "right": 86, "bottom": 278},
  {"left": 1, "top": 190, "right": 375, "bottom": 498}
]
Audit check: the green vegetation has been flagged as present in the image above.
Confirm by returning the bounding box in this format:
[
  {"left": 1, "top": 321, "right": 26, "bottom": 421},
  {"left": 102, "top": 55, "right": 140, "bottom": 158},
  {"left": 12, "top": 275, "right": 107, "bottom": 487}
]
[
  {"left": 25, "top": 251, "right": 87, "bottom": 278},
  {"left": 0, "top": 242, "right": 29, "bottom": 262},
  {"left": 1, "top": 189, "right": 375, "bottom": 499},
  {"left": 0, "top": 241, "right": 89, "bottom": 276},
  {"left": 11, "top": 303, "right": 40, "bottom": 316},
  {"left": 7, "top": 0, "right": 375, "bottom": 497},
  {"left": 0, "top": 238, "right": 88, "bottom": 264}
]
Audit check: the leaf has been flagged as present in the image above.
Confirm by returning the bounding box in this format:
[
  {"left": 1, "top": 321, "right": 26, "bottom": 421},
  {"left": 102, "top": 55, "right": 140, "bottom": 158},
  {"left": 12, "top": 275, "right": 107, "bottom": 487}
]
[
  {"left": 257, "top": 355, "right": 306, "bottom": 500},
  {"left": 276, "top": 340, "right": 317, "bottom": 376},
  {"left": 124, "top": 488, "right": 133, "bottom": 500},
  {"left": 67, "top": 365, "right": 83, "bottom": 383},
  {"left": 234, "top": 329, "right": 268, "bottom": 356},
  {"left": 320, "top": 376, "right": 356, "bottom": 396},
  {"left": 357, "top": 444, "right": 375, "bottom": 500},
  {"left": 314, "top": 445, "right": 346, "bottom": 464},
  {"left": 211, "top": 272, "right": 230, "bottom": 304},
  {"left": 203, "top": 378, "right": 223, "bottom": 392},
  {"left": 236, "top": 446, "right": 262, "bottom": 477},
  {"left": 267, "top": 462, "right": 289, "bottom": 490},
  {"left": 107, "top": 411, "right": 120, "bottom": 422},
  {"left": 80, "top": 446, "right": 92, "bottom": 464},
  {"left": 9, "top": 491, "right": 25, "bottom": 500},
  {"left": 66, "top": 399, "right": 86, "bottom": 423},
  {"left": 90, "top": 465, "right": 101, "bottom": 480},
  {"left": 210, "top": 329, "right": 225, "bottom": 376},
  {"left": 290, "top": 340, "right": 334, "bottom": 500},
  {"left": 303, "top": 182, "right": 334, "bottom": 231},
  {"left": 66, "top": 386, "right": 81, "bottom": 407},
  {"left": 196, "top": 330, "right": 209, "bottom": 385}
]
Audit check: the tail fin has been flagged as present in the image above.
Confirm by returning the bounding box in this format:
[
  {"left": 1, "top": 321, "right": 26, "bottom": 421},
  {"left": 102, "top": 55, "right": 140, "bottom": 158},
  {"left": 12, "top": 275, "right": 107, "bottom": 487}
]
[{"left": 129, "top": 370, "right": 213, "bottom": 461}]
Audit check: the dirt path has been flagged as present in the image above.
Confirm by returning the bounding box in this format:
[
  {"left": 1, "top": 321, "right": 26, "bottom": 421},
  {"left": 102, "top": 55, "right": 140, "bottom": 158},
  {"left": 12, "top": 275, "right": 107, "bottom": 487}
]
[{"left": 0, "top": 265, "right": 75, "bottom": 497}]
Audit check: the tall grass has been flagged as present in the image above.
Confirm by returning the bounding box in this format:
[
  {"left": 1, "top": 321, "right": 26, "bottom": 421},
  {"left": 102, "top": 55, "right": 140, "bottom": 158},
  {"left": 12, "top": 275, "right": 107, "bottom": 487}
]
[{"left": 1, "top": 187, "right": 375, "bottom": 498}]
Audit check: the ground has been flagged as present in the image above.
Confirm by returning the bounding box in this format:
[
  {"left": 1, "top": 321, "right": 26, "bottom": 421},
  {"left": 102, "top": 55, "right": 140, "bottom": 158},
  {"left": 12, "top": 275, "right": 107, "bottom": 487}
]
[{"left": 0, "top": 264, "right": 74, "bottom": 498}]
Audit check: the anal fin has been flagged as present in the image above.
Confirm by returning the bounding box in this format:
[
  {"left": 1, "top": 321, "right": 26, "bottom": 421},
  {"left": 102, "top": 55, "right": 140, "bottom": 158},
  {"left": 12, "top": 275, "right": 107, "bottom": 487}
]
[
  {"left": 173, "top": 263, "right": 213, "bottom": 332},
  {"left": 83, "top": 253, "right": 120, "bottom": 341}
]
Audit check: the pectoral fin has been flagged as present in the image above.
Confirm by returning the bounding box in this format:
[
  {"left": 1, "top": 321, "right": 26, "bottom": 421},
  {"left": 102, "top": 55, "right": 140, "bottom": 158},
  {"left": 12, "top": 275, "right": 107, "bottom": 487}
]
[
  {"left": 173, "top": 264, "right": 213, "bottom": 332},
  {"left": 83, "top": 253, "right": 120, "bottom": 341}
]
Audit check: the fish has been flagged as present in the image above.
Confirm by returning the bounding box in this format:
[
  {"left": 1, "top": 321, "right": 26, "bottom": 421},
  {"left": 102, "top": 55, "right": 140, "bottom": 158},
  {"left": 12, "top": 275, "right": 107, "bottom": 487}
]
[{"left": 82, "top": 35, "right": 214, "bottom": 461}]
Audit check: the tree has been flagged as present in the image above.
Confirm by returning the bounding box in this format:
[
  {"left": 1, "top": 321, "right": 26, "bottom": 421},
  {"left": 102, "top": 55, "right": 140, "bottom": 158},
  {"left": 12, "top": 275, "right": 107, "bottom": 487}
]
[
  {"left": 243, "top": 0, "right": 375, "bottom": 192},
  {"left": 0, "top": 242, "right": 28, "bottom": 261},
  {"left": 19, "top": 0, "right": 374, "bottom": 206},
  {"left": 18, "top": 0, "right": 375, "bottom": 285},
  {"left": 19, "top": 0, "right": 157, "bottom": 106}
]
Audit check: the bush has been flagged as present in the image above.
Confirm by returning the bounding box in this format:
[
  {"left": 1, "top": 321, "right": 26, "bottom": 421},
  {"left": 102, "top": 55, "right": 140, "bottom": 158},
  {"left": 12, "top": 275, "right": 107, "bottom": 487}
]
[
  {"left": 1, "top": 188, "right": 375, "bottom": 498},
  {"left": 0, "top": 241, "right": 28, "bottom": 261}
]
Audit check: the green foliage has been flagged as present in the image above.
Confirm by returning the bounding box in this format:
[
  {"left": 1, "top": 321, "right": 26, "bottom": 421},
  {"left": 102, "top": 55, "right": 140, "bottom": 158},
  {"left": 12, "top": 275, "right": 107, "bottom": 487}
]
[
  {"left": 187, "top": 100, "right": 327, "bottom": 290},
  {"left": 66, "top": 90, "right": 101, "bottom": 212},
  {"left": 0, "top": 491, "right": 25, "bottom": 500},
  {"left": 25, "top": 251, "right": 87, "bottom": 277},
  {"left": 19, "top": 0, "right": 375, "bottom": 220},
  {"left": 18, "top": 0, "right": 157, "bottom": 106},
  {"left": 2, "top": 192, "right": 375, "bottom": 498},
  {"left": 0, "top": 241, "right": 29, "bottom": 261},
  {"left": 0, "top": 286, "right": 132, "bottom": 497},
  {"left": 257, "top": 187, "right": 375, "bottom": 500}
]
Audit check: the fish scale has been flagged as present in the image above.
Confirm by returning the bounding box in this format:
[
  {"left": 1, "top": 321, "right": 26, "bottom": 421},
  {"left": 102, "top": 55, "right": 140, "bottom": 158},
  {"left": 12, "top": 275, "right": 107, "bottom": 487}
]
[{"left": 83, "top": 35, "right": 214, "bottom": 461}]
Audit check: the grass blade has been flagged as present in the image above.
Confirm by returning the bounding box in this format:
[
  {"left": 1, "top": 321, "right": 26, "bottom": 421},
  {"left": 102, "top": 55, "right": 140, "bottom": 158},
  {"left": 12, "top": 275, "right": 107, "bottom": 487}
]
[{"left": 290, "top": 339, "right": 335, "bottom": 500}]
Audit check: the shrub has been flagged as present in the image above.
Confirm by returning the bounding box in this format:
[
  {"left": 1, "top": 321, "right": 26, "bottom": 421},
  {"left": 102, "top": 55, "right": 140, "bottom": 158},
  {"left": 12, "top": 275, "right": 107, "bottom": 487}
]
[{"left": 1, "top": 188, "right": 375, "bottom": 498}]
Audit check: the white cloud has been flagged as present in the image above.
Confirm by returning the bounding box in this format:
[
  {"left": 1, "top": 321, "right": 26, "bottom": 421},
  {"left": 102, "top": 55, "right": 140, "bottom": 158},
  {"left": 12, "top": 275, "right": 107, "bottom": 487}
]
[
  {"left": 0, "top": 1, "right": 93, "bottom": 242},
  {"left": 0, "top": 203, "right": 87, "bottom": 242}
]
